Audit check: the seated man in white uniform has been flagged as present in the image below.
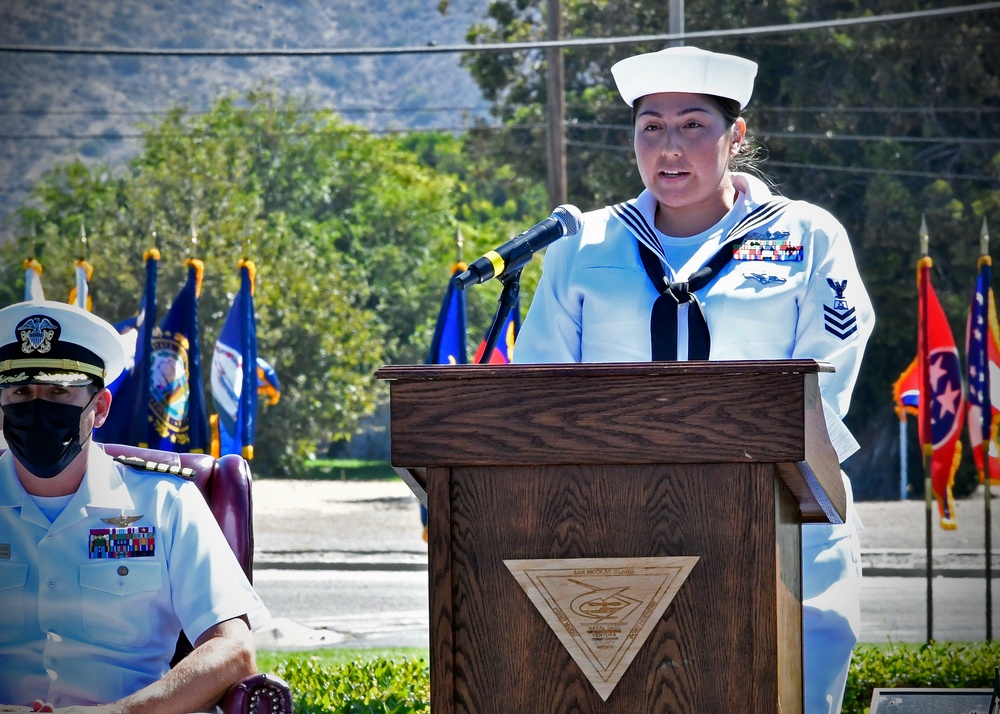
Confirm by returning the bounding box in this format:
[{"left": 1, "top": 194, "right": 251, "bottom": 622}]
[{"left": 0, "top": 300, "right": 270, "bottom": 713}]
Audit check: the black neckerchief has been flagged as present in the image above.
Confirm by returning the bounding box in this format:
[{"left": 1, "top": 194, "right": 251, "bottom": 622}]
[{"left": 611, "top": 197, "right": 791, "bottom": 360}]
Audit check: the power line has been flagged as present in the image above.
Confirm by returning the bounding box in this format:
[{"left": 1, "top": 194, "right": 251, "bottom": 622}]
[
  {"left": 0, "top": 3, "right": 996, "bottom": 57},
  {"left": 765, "top": 160, "right": 998, "bottom": 182},
  {"left": 564, "top": 140, "right": 999, "bottom": 182},
  {"left": 4, "top": 124, "right": 995, "bottom": 146},
  {"left": 1, "top": 104, "right": 996, "bottom": 119}
]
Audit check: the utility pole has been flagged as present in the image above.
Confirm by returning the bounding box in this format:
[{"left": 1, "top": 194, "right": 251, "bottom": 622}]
[
  {"left": 545, "top": 0, "right": 567, "bottom": 208},
  {"left": 669, "top": 0, "right": 685, "bottom": 46}
]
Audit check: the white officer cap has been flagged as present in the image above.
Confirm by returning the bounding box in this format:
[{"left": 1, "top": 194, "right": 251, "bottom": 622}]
[
  {"left": 611, "top": 46, "right": 758, "bottom": 109},
  {"left": 0, "top": 300, "right": 126, "bottom": 388}
]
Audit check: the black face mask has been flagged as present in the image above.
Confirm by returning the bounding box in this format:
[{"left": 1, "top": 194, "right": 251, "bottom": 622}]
[{"left": 2, "top": 396, "right": 92, "bottom": 479}]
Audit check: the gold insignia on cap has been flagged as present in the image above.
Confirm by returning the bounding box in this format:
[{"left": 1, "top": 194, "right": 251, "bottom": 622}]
[
  {"left": 16, "top": 316, "right": 58, "bottom": 354},
  {"left": 102, "top": 514, "right": 143, "bottom": 528}
]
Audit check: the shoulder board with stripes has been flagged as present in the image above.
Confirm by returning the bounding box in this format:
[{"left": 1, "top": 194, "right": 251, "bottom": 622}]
[{"left": 114, "top": 454, "right": 197, "bottom": 480}]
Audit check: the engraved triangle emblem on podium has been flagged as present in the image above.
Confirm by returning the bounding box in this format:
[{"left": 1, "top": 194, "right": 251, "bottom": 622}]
[{"left": 504, "top": 556, "right": 699, "bottom": 701}]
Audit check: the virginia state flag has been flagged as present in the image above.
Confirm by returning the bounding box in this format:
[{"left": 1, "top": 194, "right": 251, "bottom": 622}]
[
  {"left": 95, "top": 249, "right": 159, "bottom": 445},
  {"left": 147, "top": 258, "right": 209, "bottom": 452},
  {"left": 918, "top": 256, "right": 964, "bottom": 529},
  {"left": 966, "top": 255, "right": 1000, "bottom": 486},
  {"left": 210, "top": 260, "right": 258, "bottom": 460},
  {"left": 23, "top": 258, "right": 44, "bottom": 301}
]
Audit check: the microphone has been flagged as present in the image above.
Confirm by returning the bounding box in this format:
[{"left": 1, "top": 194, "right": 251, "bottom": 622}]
[{"left": 454, "top": 204, "right": 583, "bottom": 289}]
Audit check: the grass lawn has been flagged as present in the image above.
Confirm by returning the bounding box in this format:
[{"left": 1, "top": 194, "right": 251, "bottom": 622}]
[
  {"left": 257, "top": 646, "right": 430, "bottom": 671},
  {"left": 294, "top": 459, "right": 399, "bottom": 480}
]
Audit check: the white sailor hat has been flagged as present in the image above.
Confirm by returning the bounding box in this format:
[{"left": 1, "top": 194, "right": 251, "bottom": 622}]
[
  {"left": 611, "top": 46, "right": 758, "bottom": 109},
  {"left": 0, "top": 300, "right": 126, "bottom": 388}
]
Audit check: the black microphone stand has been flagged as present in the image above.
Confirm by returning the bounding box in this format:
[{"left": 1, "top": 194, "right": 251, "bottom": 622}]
[{"left": 477, "top": 269, "right": 521, "bottom": 364}]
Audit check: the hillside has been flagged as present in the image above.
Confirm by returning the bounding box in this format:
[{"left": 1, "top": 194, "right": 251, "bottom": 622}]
[{"left": 0, "top": 0, "right": 492, "bottom": 241}]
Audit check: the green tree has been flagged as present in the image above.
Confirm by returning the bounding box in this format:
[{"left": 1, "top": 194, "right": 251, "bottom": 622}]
[
  {"left": 459, "top": 0, "right": 1000, "bottom": 498},
  {"left": 1, "top": 91, "right": 498, "bottom": 475}
]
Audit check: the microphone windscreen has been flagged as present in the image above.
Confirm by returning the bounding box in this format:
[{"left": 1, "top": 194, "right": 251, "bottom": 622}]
[{"left": 552, "top": 204, "right": 583, "bottom": 237}]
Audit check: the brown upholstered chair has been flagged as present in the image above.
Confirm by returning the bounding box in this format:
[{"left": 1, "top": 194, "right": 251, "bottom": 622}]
[{"left": 97, "top": 444, "right": 293, "bottom": 714}]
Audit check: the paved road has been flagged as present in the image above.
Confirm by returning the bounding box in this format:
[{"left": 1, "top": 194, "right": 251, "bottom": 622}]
[{"left": 250, "top": 479, "right": 1000, "bottom": 649}]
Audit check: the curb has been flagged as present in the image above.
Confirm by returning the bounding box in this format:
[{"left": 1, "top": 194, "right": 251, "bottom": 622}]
[{"left": 255, "top": 560, "right": 428, "bottom": 572}]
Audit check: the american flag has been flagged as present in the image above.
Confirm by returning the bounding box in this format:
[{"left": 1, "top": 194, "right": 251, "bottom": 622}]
[{"left": 966, "top": 256, "right": 1000, "bottom": 486}]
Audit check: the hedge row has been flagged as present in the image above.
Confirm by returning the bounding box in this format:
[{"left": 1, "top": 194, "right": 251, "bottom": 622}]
[{"left": 271, "top": 642, "right": 1000, "bottom": 713}]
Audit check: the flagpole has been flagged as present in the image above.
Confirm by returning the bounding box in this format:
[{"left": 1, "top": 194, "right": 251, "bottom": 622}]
[
  {"left": 919, "top": 214, "right": 934, "bottom": 643},
  {"left": 899, "top": 412, "right": 908, "bottom": 500},
  {"left": 78, "top": 220, "right": 87, "bottom": 261},
  {"left": 983, "top": 217, "right": 994, "bottom": 642}
]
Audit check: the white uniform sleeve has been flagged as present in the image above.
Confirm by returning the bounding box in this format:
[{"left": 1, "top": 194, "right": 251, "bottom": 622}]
[
  {"left": 165, "top": 480, "right": 270, "bottom": 642},
  {"left": 514, "top": 235, "right": 584, "bottom": 364},
  {"left": 789, "top": 210, "right": 874, "bottom": 455}
]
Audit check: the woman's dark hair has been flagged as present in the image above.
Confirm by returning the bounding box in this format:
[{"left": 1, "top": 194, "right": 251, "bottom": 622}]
[{"left": 631, "top": 93, "right": 759, "bottom": 172}]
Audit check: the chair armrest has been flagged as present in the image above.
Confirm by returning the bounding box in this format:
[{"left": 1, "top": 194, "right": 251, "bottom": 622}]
[{"left": 217, "top": 672, "right": 293, "bottom": 714}]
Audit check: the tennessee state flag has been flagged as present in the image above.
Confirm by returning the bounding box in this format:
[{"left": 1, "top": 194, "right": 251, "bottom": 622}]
[
  {"left": 95, "top": 249, "right": 159, "bottom": 446},
  {"left": 210, "top": 260, "right": 259, "bottom": 460},
  {"left": 918, "top": 256, "right": 964, "bottom": 529},
  {"left": 147, "top": 258, "right": 209, "bottom": 453},
  {"left": 966, "top": 255, "right": 1000, "bottom": 486},
  {"left": 473, "top": 298, "right": 520, "bottom": 364}
]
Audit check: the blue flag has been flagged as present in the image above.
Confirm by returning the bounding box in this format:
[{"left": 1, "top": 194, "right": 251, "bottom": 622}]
[
  {"left": 421, "top": 263, "right": 468, "bottom": 535},
  {"left": 426, "top": 263, "right": 468, "bottom": 366},
  {"left": 211, "top": 261, "right": 259, "bottom": 460},
  {"left": 96, "top": 249, "right": 159, "bottom": 446},
  {"left": 147, "top": 259, "right": 209, "bottom": 452},
  {"left": 256, "top": 357, "right": 281, "bottom": 406}
]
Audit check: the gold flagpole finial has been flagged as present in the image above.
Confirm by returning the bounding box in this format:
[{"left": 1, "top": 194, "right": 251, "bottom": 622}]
[
  {"left": 79, "top": 220, "right": 88, "bottom": 261},
  {"left": 982, "top": 218, "right": 991, "bottom": 257},
  {"left": 919, "top": 214, "right": 929, "bottom": 257},
  {"left": 456, "top": 226, "right": 464, "bottom": 263}
]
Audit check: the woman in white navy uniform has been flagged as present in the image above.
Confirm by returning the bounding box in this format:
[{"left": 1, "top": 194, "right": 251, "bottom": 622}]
[{"left": 514, "top": 46, "right": 874, "bottom": 713}]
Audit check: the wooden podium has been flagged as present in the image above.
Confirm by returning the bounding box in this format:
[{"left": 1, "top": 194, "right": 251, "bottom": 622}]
[{"left": 376, "top": 360, "right": 844, "bottom": 713}]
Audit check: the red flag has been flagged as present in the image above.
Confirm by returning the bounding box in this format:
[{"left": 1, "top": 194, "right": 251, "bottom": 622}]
[
  {"left": 965, "top": 255, "right": 1000, "bottom": 486},
  {"left": 918, "top": 257, "right": 964, "bottom": 529},
  {"left": 473, "top": 300, "right": 520, "bottom": 364}
]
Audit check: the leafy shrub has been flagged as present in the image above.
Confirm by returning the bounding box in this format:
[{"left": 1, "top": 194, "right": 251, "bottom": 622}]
[
  {"left": 265, "top": 644, "right": 1000, "bottom": 713},
  {"left": 844, "top": 641, "right": 1000, "bottom": 713},
  {"left": 273, "top": 656, "right": 430, "bottom": 714}
]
